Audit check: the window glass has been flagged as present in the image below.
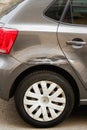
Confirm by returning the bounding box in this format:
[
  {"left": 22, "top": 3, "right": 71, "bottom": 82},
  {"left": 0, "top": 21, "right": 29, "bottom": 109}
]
[
  {"left": 0, "top": 0, "right": 24, "bottom": 17},
  {"left": 45, "top": 0, "right": 67, "bottom": 21},
  {"left": 72, "top": 0, "right": 87, "bottom": 25},
  {"left": 63, "top": 0, "right": 87, "bottom": 25}
]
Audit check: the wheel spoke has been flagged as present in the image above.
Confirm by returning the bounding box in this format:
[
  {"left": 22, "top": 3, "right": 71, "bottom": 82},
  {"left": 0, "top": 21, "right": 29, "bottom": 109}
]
[
  {"left": 28, "top": 104, "right": 39, "bottom": 114},
  {"left": 49, "top": 103, "right": 64, "bottom": 111},
  {"left": 25, "top": 91, "right": 39, "bottom": 99},
  {"left": 24, "top": 98, "right": 38, "bottom": 105},
  {"left": 49, "top": 108, "right": 58, "bottom": 119},
  {"left": 32, "top": 83, "right": 41, "bottom": 95},
  {"left": 52, "top": 97, "right": 66, "bottom": 103},
  {"left": 40, "top": 81, "right": 48, "bottom": 96},
  {"left": 41, "top": 106, "right": 50, "bottom": 121},
  {"left": 51, "top": 88, "right": 63, "bottom": 99},
  {"left": 47, "top": 83, "right": 57, "bottom": 94},
  {"left": 34, "top": 107, "right": 42, "bottom": 119}
]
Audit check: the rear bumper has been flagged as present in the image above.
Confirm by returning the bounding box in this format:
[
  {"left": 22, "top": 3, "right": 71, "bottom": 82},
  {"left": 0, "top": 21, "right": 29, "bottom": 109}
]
[{"left": 0, "top": 54, "right": 28, "bottom": 100}]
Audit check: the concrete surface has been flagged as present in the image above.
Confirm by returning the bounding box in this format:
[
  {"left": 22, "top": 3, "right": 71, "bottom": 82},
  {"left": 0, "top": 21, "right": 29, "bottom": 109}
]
[
  {"left": 0, "top": 98, "right": 87, "bottom": 130},
  {"left": 0, "top": 0, "right": 22, "bottom": 15}
]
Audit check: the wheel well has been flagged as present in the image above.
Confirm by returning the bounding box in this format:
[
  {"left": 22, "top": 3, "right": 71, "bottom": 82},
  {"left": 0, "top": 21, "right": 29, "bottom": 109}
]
[{"left": 9, "top": 65, "right": 80, "bottom": 106}]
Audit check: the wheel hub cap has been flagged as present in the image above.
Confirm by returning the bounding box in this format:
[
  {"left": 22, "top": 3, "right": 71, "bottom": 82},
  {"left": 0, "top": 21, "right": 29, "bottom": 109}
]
[
  {"left": 23, "top": 81, "right": 66, "bottom": 122},
  {"left": 41, "top": 96, "right": 49, "bottom": 105}
]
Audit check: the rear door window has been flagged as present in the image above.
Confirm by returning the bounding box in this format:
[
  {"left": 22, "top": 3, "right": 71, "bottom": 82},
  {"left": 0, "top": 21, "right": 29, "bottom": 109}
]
[
  {"left": 72, "top": 0, "right": 87, "bottom": 25},
  {"left": 63, "top": 0, "right": 87, "bottom": 25},
  {"left": 45, "top": 0, "right": 67, "bottom": 21},
  {"left": 0, "top": 0, "right": 24, "bottom": 17}
]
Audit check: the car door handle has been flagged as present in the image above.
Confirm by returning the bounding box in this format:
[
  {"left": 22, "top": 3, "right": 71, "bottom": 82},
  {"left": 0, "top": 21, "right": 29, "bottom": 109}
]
[{"left": 66, "top": 41, "right": 86, "bottom": 46}]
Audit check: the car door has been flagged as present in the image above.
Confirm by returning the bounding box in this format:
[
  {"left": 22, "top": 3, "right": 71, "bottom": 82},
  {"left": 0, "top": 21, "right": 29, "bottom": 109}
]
[{"left": 58, "top": 0, "right": 87, "bottom": 89}]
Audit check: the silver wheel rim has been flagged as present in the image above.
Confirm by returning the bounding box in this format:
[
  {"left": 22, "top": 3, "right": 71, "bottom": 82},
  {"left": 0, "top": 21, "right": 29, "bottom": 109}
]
[{"left": 23, "top": 81, "right": 66, "bottom": 122}]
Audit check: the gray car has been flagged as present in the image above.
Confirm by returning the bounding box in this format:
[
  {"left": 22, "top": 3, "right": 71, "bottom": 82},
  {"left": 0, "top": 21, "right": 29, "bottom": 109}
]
[{"left": 0, "top": 0, "right": 87, "bottom": 128}]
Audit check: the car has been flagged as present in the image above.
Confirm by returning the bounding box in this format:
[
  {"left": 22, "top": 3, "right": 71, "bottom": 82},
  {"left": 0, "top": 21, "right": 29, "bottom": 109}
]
[{"left": 0, "top": 0, "right": 87, "bottom": 128}]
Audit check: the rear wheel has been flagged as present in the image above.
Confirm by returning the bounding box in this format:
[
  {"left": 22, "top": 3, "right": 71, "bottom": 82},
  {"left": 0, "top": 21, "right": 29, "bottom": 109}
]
[{"left": 15, "top": 71, "right": 75, "bottom": 128}]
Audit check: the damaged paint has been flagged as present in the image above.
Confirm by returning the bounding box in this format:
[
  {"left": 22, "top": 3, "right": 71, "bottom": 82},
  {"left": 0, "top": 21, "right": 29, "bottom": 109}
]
[{"left": 27, "top": 56, "right": 68, "bottom": 65}]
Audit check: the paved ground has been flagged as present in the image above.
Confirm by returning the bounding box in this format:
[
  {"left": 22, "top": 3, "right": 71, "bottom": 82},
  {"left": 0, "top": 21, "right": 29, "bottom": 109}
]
[
  {"left": 0, "top": 0, "right": 21, "bottom": 15},
  {"left": 0, "top": 98, "right": 87, "bottom": 130}
]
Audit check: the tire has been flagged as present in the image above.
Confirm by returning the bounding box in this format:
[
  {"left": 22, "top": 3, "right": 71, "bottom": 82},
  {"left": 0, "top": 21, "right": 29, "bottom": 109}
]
[{"left": 15, "top": 70, "right": 75, "bottom": 128}]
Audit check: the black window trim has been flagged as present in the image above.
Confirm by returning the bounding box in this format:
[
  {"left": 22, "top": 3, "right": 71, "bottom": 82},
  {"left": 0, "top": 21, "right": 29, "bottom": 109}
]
[{"left": 60, "top": 0, "right": 70, "bottom": 22}]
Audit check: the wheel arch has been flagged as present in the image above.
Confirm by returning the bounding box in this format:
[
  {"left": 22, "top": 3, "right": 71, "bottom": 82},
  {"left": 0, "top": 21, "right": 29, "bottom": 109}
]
[{"left": 9, "top": 64, "right": 80, "bottom": 106}]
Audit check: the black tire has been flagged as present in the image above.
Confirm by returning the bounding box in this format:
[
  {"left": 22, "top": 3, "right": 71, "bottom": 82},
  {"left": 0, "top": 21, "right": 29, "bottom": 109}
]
[{"left": 15, "top": 70, "right": 75, "bottom": 128}]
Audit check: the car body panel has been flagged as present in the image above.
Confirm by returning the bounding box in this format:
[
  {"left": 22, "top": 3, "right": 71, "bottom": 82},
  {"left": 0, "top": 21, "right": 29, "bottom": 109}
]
[
  {"left": 0, "top": 53, "right": 87, "bottom": 103},
  {"left": 0, "top": 0, "right": 65, "bottom": 100},
  {"left": 0, "top": 0, "right": 63, "bottom": 100},
  {"left": 0, "top": 0, "right": 86, "bottom": 105},
  {"left": 0, "top": 54, "right": 29, "bottom": 100},
  {"left": 58, "top": 23, "right": 87, "bottom": 90},
  {"left": 0, "top": 0, "right": 62, "bottom": 63},
  {"left": 0, "top": 0, "right": 55, "bottom": 25}
]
